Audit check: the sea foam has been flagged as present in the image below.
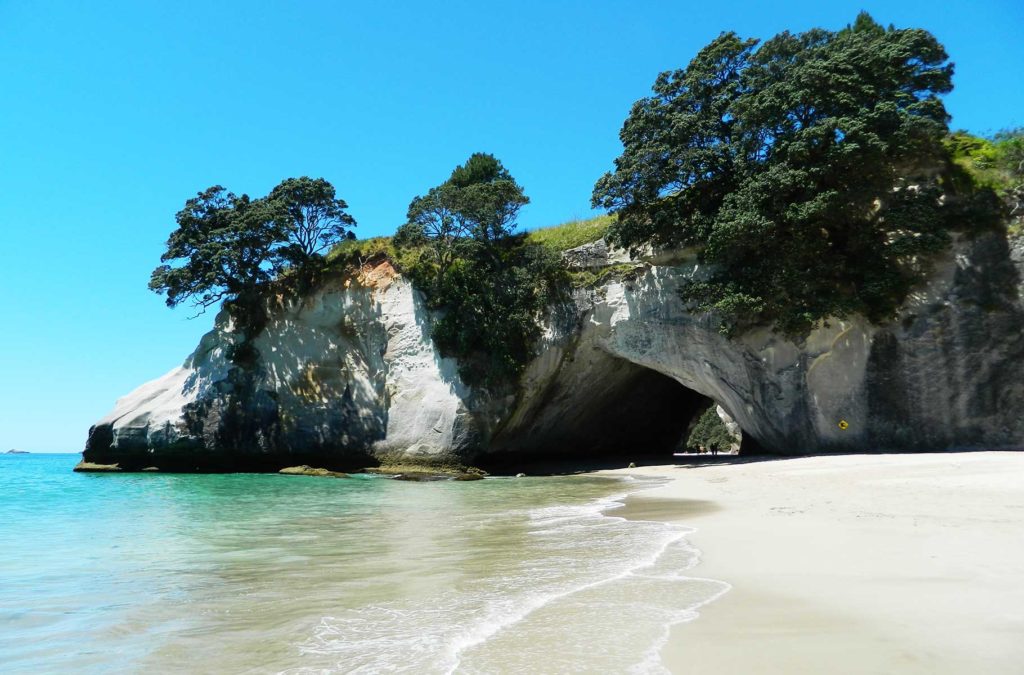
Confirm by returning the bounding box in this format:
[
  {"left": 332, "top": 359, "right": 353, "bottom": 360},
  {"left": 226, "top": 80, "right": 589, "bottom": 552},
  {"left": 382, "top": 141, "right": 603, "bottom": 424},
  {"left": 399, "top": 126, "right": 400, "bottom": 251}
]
[{"left": 294, "top": 477, "right": 729, "bottom": 674}]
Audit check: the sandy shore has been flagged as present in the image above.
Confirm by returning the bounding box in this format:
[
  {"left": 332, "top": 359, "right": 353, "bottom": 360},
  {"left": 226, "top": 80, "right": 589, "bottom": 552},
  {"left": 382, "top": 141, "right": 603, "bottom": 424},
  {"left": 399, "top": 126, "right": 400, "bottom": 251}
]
[{"left": 596, "top": 452, "right": 1024, "bottom": 674}]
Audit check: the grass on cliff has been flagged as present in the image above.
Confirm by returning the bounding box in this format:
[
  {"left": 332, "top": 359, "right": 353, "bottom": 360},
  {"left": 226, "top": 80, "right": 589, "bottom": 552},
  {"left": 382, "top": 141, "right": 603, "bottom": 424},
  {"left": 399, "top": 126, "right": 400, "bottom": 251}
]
[
  {"left": 325, "top": 236, "right": 398, "bottom": 268},
  {"left": 946, "top": 129, "right": 1024, "bottom": 195},
  {"left": 324, "top": 214, "right": 616, "bottom": 274},
  {"left": 526, "top": 214, "right": 613, "bottom": 252}
]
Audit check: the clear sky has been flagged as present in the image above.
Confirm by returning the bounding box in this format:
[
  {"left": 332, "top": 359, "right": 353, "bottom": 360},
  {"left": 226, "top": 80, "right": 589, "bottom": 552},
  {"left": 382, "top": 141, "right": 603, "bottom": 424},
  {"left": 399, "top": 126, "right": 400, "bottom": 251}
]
[{"left": 1, "top": 0, "right": 1021, "bottom": 452}]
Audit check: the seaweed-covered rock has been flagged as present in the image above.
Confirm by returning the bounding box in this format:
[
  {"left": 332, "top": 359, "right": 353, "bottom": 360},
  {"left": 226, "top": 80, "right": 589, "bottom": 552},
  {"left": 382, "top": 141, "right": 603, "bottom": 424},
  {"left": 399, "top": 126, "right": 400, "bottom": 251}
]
[
  {"left": 278, "top": 465, "right": 349, "bottom": 478},
  {"left": 73, "top": 461, "right": 122, "bottom": 472}
]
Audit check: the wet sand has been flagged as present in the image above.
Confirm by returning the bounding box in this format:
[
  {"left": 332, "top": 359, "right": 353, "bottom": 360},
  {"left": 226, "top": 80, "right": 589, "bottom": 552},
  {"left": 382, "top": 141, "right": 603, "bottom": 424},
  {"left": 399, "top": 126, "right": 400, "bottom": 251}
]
[{"left": 596, "top": 452, "right": 1024, "bottom": 674}]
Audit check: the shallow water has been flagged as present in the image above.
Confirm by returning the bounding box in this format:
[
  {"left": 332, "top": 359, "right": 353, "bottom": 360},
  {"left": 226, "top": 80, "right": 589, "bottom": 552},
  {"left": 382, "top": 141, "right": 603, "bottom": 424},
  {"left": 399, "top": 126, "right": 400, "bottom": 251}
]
[{"left": 0, "top": 454, "right": 726, "bottom": 674}]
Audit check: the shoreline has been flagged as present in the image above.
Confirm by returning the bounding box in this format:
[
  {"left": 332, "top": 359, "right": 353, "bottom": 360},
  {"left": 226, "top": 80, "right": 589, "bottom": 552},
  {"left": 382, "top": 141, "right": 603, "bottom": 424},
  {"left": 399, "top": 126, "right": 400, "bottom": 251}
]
[{"left": 594, "top": 452, "right": 1024, "bottom": 674}]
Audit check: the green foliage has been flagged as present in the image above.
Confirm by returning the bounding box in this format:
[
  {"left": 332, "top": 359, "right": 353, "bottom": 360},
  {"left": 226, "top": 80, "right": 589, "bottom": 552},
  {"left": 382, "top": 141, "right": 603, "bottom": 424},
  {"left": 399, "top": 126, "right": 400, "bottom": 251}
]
[
  {"left": 325, "top": 236, "right": 398, "bottom": 269},
  {"left": 268, "top": 177, "right": 356, "bottom": 264},
  {"left": 526, "top": 215, "right": 614, "bottom": 252},
  {"left": 946, "top": 129, "right": 1024, "bottom": 194},
  {"left": 395, "top": 154, "right": 565, "bottom": 390},
  {"left": 150, "top": 177, "right": 356, "bottom": 327},
  {"left": 592, "top": 12, "right": 986, "bottom": 336},
  {"left": 994, "top": 128, "right": 1024, "bottom": 184},
  {"left": 397, "top": 153, "right": 530, "bottom": 285},
  {"left": 149, "top": 186, "right": 286, "bottom": 313},
  {"left": 567, "top": 262, "right": 641, "bottom": 290},
  {"left": 427, "top": 237, "right": 565, "bottom": 389},
  {"left": 686, "top": 406, "right": 735, "bottom": 452}
]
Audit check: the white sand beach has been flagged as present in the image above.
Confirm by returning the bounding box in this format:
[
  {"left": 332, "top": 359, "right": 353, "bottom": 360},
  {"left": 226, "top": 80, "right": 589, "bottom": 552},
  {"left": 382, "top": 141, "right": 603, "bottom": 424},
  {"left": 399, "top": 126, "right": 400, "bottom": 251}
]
[{"left": 600, "top": 452, "right": 1024, "bottom": 674}]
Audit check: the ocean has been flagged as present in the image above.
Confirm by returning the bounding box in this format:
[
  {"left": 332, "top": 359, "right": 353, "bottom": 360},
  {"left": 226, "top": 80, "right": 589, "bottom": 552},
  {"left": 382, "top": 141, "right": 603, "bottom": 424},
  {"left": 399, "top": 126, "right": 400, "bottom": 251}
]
[{"left": 0, "top": 454, "right": 726, "bottom": 674}]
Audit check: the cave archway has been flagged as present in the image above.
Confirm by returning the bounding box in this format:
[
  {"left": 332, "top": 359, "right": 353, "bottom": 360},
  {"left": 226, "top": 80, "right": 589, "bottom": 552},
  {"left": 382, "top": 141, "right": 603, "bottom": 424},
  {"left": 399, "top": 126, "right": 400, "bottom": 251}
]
[{"left": 481, "top": 352, "right": 746, "bottom": 472}]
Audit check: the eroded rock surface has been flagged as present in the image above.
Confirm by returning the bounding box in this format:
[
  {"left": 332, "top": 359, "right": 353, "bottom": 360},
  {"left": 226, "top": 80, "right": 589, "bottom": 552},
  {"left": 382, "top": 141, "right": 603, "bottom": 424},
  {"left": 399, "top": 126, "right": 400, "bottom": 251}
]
[
  {"left": 85, "top": 261, "right": 478, "bottom": 471},
  {"left": 85, "top": 231, "right": 1024, "bottom": 471},
  {"left": 278, "top": 465, "right": 350, "bottom": 478}
]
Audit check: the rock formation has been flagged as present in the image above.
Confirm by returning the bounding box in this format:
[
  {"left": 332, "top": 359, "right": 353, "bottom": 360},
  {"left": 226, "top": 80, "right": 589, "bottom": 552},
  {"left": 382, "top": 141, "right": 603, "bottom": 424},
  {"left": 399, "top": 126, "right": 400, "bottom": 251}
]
[{"left": 84, "top": 229, "right": 1024, "bottom": 471}]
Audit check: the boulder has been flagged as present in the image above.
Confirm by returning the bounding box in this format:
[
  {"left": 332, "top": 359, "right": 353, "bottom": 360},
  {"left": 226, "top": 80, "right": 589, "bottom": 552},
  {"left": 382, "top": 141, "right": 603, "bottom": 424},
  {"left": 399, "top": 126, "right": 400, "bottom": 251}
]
[{"left": 73, "top": 461, "right": 121, "bottom": 472}]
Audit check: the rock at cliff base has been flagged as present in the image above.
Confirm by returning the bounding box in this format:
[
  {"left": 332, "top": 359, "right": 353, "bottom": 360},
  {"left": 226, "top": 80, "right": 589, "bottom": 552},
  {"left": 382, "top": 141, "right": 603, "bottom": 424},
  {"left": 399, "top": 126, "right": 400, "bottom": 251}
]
[
  {"left": 390, "top": 472, "right": 450, "bottom": 482},
  {"left": 452, "top": 472, "right": 485, "bottom": 481},
  {"left": 278, "top": 465, "right": 350, "bottom": 478},
  {"left": 73, "top": 461, "right": 122, "bottom": 472}
]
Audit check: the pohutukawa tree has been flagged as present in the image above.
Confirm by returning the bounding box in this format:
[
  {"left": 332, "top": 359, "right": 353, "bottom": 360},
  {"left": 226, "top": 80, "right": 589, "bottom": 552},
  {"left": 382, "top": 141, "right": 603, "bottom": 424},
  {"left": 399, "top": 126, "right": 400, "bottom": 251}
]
[
  {"left": 268, "top": 176, "right": 356, "bottom": 264},
  {"left": 148, "top": 186, "right": 286, "bottom": 313},
  {"left": 394, "top": 153, "right": 562, "bottom": 389},
  {"left": 593, "top": 12, "right": 966, "bottom": 335},
  {"left": 149, "top": 177, "right": 356, "bottom": 323},
  {"left": 395, "top": 153, "right": 529, "bottom": 283}
]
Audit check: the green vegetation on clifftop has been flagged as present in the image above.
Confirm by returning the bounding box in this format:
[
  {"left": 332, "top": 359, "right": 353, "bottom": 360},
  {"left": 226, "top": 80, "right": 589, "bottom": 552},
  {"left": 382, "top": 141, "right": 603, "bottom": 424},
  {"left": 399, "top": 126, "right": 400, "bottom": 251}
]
[
  {"left": 946, "top": 129, "right": 1024, "bottom": 195},
  {"left": 147, "top": 12, "right": 1018, "bottom": 393},
  {"left": 526, "top": 215, "right": 613, "bottom": 252},
  {"left": 393, "top": 154, "right": 567, "bottom": 391},
  {"left": 592, "top": 12, "right": 1001, "bottom": 336}
]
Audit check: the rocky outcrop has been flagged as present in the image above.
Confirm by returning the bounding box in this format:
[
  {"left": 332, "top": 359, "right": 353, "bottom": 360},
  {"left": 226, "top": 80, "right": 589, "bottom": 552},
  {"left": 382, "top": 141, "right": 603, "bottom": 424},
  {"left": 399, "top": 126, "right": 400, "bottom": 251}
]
[
  {"left": 85, "top": 230, "right": 1024, "bottom": 471},
  {"left": 73, "top": 461, "right": 122, "bottom": 472},
  {"left": 561, "top": 239, "right": 631, "bottom": 270},
  {"left": 716, "top": 406, "right": 743, "bottom": 452},
  {"left": 85, "top": 261, "right": 481, "bottom": 471},
  {"left": 494, "top": 230, "right": 1024, "bottom": 459},
  {"left": 278, "top": 465, "right": 350, "bottom": 477}
]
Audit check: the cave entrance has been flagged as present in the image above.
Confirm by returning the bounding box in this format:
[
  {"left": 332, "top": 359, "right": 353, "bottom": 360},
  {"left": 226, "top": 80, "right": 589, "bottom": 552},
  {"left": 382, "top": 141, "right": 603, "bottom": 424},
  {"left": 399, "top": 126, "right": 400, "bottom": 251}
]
[{"left": 484, "top": 354, "right": 742, "bottom": 472}]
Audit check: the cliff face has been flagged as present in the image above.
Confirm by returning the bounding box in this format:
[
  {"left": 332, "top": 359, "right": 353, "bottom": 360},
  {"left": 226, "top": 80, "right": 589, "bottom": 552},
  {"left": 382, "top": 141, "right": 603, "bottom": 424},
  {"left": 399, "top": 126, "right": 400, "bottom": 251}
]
[
  {"left": 496, "top": 230, "right": 1024, "bottom": 460},
  {"left": 85, "top": 262, "right": 481, "bottom": 471},
  {"left": 85, "top": 230, "right": 1024, "bottom": 471}
]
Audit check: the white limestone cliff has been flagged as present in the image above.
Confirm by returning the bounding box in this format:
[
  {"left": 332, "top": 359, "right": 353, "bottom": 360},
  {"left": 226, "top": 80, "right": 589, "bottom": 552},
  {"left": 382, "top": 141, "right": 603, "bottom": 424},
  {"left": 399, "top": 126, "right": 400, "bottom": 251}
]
[{"left": 85, "top": 229, "right": 1024, "bottom": 471}]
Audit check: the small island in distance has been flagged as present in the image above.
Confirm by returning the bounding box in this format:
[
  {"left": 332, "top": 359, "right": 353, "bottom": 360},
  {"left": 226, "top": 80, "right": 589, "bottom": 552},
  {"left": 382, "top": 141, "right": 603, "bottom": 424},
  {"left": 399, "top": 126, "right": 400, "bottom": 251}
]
[{"left": 6, "top": 449, "right": 29, "bottom": 454}]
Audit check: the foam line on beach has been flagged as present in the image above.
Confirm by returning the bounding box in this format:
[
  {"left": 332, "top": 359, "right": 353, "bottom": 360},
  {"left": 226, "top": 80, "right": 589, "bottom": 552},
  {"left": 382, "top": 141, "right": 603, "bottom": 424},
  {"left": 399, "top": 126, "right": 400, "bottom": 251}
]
[
  {"left": 291, "top": 474, "right": 728, "bottom": 674},
  {"left": 443, "top": 479, "right": 729, "bottom": 674}
]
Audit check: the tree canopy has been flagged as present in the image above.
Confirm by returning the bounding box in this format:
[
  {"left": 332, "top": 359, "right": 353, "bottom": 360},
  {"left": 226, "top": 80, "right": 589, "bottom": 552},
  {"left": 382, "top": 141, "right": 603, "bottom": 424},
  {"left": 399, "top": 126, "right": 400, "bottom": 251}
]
[
  {"left": 149, "top": 177, "right": 356, "bottom": 320},
  {"left": 592, "top": 12, "right": 977, "bottom": 335},
  {"left": 395, "top": 153, "right": 530, "bottom": 282},
  {"left": 268, "top": 177, "right": 356, "bottom": 264},
  {"left": 148, "top": 186, "right": 284, "bottom": 312},
  {"left": 395, "top": 153, "right": 563, "bottom": 389}
]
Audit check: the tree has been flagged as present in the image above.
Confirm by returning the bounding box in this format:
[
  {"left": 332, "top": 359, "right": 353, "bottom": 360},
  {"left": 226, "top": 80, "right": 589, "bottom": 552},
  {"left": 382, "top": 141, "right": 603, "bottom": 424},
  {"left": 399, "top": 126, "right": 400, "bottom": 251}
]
[
  {"left": 149, "top": 186, "right": 285, "bottom": 313},
  {"left": 445, "top": 153, "right": 529, "bottom": 242},
  {"left": 394, "top": 153, "right": 562, "bottom": 389},
  {"left": 592, "top": 32, "right": 757, "bottom": 250},
  {"left": 267, "top": 177, "right": 356, "bottom": 264},
  {"left": 149, "top": 177, "right": 355, "bottom": 322},
  {"left": 687, "top": 406, "right": 735, "bottom": 453},
  {"left": 396, "top": 153, "right": 529, "bottom": 283},
  {"left": 593, "top": 13, "right": 961, "bottom": 335}
]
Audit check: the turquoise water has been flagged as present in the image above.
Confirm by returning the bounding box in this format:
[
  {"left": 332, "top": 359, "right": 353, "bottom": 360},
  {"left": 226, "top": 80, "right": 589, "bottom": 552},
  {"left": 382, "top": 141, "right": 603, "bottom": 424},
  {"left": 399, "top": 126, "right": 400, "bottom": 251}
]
[{"left": 0, "top": 454, "right": 726, "bottom": 674}]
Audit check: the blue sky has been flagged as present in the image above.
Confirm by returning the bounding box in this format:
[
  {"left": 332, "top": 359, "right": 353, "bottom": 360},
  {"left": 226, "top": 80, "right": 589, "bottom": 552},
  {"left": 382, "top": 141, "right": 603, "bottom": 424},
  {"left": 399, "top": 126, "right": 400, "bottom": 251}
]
[{"left": 1, "top": 0, "right": 1021, "bottom": 452}]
